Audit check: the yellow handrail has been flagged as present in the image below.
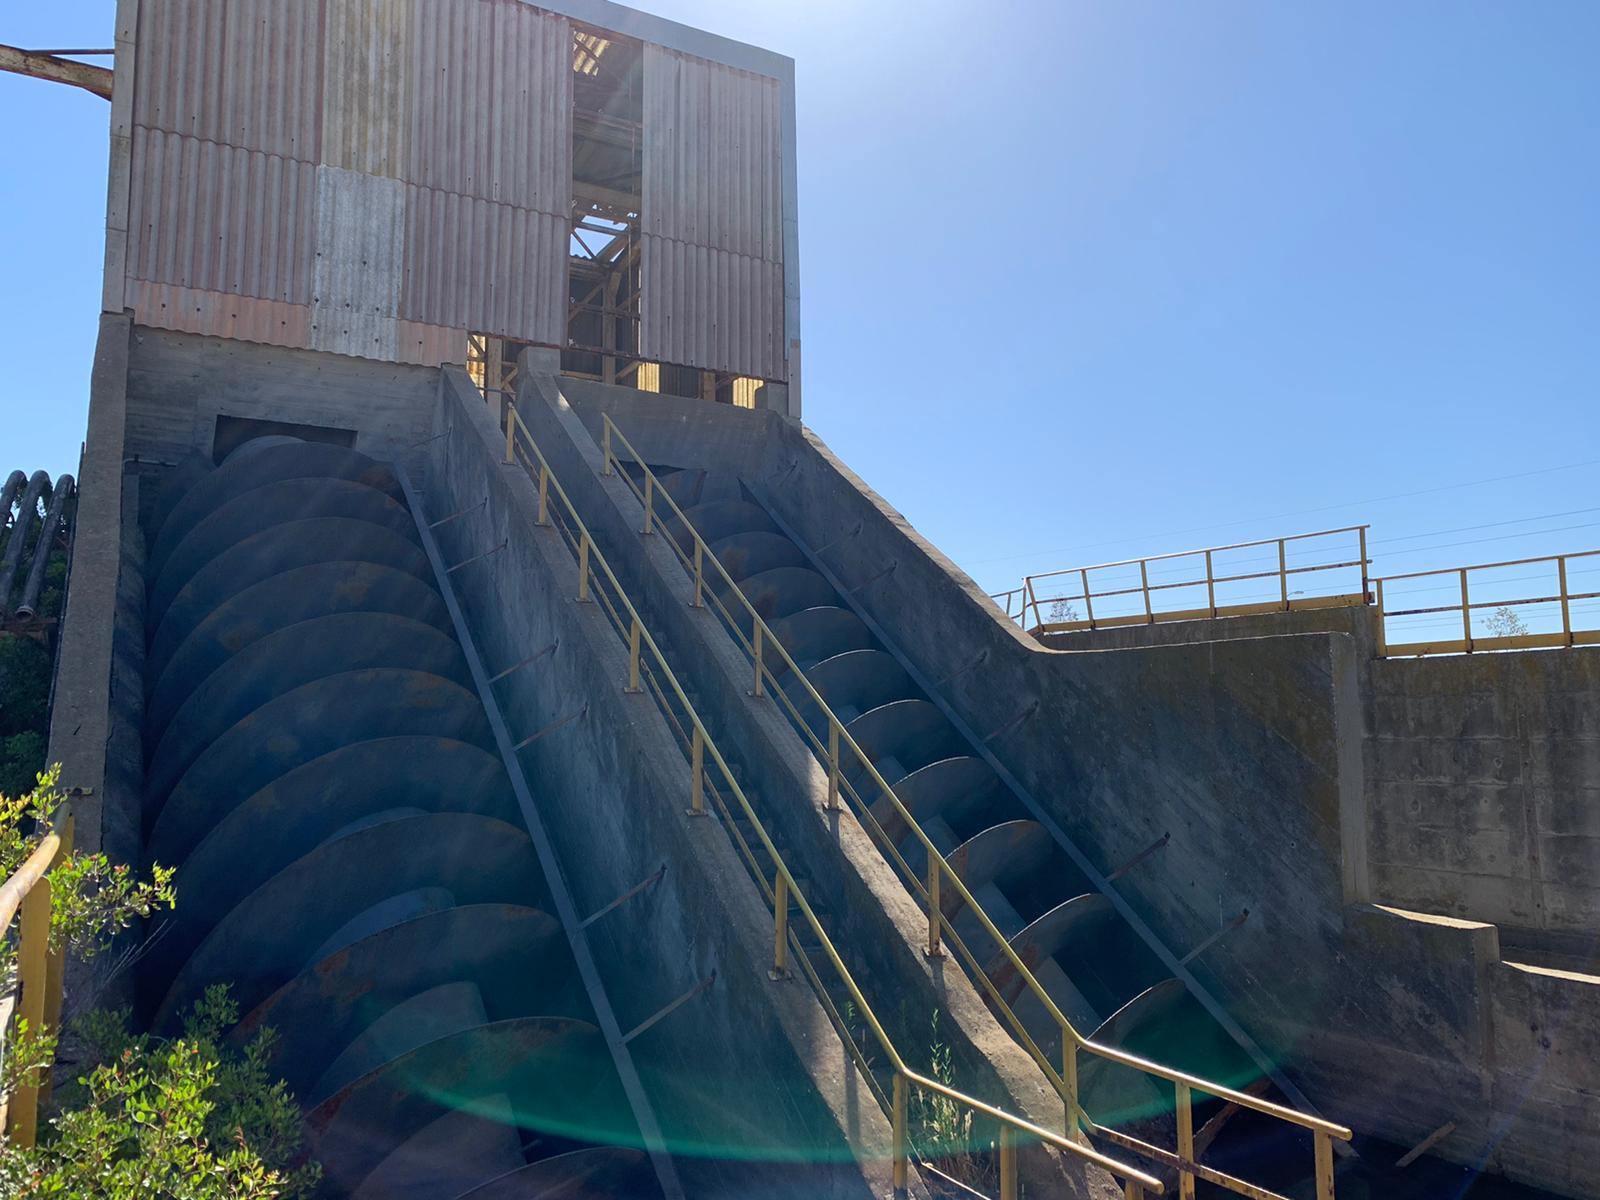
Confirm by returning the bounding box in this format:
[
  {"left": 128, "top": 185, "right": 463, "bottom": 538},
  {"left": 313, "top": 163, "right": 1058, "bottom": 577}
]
[
  {"left": 1374, "top": 548, "right": 1600, "bottom": 657},
  {"left": 498, "top": 400, "right": 1164, "bottom": 1198},
  {"left": 601, "top": 413, "right": 1352, "bottom": 1200},
  {"left": 1, "top": 803, "right": 74, "bottom": 1148},
  {"left": 1008, "top": 526, "right": 1371, "bottom": 636}
]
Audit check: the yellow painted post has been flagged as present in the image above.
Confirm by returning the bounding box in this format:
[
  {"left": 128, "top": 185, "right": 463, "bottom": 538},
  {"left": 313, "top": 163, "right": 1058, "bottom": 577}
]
[
  {"left": 752, "top": 623, "right": 765, "bottom": 697},
  {"left": 1125, "top": 1183, "right": 1145, "bottom": 1200},
  {"left": 999, "top": 1124, "right": 1018, "bottom": 1200},
  {"left": 689, "top": 726, "right": 705, "bottom": 815},
  {"left": 826, "top": 719, "right": 840, "bottom": 811},
  {"left": 926, "top": 858, "right": 942, "bottom": 957},
  {"left": 626, "top": 617, "right": 642, "bottom": 692},
  {"left": 11, "top": 872, "right": 53, "bottom": 1147},
  {"left": 1205, "top": 549, "right": 1216, "bottom": 616},
  {"left": 1314, "top": 1130, "right": 1335, "bottom": 1200},
  {"left": 892, "top": 1073, "right": 909, "bottom": 1196},
  {"left": 1558, "top": 557, "right": 1573, "bottom": 647},
  {"left": 1063, "top": 1036, "right": 1083, "bottom": 1142},
  {"left": 1139, "top": 560, "right": 1152, "bottom": 623},
  {"left": 578, "top": 535, "right": 592, "bottom": 602},
  {"left": 602, "top": 419, "right": 614, "bottom": 475},
  {"left": 692, "top": 541, "right": 705, "bottom": 608},
  {"left": 1460, "top": 569, "right": 1473, "bottom": 650},
  {"left": 1375, "top": 578, "right": 1388, "bottom": 656},
  {"left": 37, "top": 813, "right": 74, "bottom": 1114},
  {"left": 1278, "top": 539, "right": 1289, "bottom": 609},
  {"left": 1175, "top": 1081, "right": 1196, "bottom": 1200},
  {"left": 537, "top": 463, "right": 550, "bottom": 526},
  {"left": 503, "top": 400, "right": 516, "bottom": 464},
  {"left": 1358, "top": 526, "right": 1370, "bottom": 599},
  {"left": 1080, "top": 568, "right": 1097, "bottom": 629},
  {"left": 642, "top": 473, "right": 655, "bottom": 535},
  {"left": 771, "top": 871, "right": 789, "bottom": 978}
]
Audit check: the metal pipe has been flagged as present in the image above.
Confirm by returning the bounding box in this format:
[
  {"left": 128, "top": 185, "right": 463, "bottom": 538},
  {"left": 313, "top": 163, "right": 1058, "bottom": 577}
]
[
  {"left": 0, "top": 471, "right": 50, "bottom": 613},
  {"left": 16, "top": 473, "right": 71, "bottom": 618}
]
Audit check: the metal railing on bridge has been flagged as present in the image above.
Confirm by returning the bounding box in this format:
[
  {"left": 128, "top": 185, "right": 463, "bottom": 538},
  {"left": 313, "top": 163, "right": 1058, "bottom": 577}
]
[{"left": 600, "top": 413, "right": 1351, "bottom": 1200}]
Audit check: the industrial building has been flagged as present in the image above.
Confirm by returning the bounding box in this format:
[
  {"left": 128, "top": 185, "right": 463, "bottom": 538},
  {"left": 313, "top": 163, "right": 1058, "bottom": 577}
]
[{"left": 1, "top": 2, "right": 1595, "bottom": 1198}]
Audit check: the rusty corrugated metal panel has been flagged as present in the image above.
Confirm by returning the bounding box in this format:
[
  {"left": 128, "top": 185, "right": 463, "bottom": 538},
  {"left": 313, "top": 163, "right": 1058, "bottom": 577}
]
[
  {"left": 396, "top": 319, "right": 467, "bottom": 366},
  {"left": 407, "top": 0, "right": 569, "bottom": 214},
  {"left": 310, "top": 166, "right": 405, "bottom": 359},
  {"left": 639, "top": 236, "right": 784, "bottom": 381},
  {"left": 127, "top": 280, "right": 313, "bottom": 347},
  {"left": 133, "top": 0, "right": 324, "bottom": 162},
  {"left": 400, "top": 185, "right": 567, "bottom": 345},
  {"left": 321, "top": 0, "right": 411, "bottom": 178},
  {"left": 640, "top": 45, "right": 785, "bottom": 379},
  {"left": 128, "top": 127, "right": 317, "bottom": 304}
]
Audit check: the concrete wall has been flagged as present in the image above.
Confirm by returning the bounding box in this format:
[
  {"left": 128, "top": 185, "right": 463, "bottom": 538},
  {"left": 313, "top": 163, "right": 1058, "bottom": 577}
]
[
  {"left": 123, "top": 327, "right": 439, "bottom": 478},
  {"left": 1046, "top": 607, "right": 1600, "bottom": 945},
  {"left": 426, "top": 370, "right": 898, "bottom": 1198},
  {"left": 1369, "top": 648, "right": 1600, "bottom": 943}
]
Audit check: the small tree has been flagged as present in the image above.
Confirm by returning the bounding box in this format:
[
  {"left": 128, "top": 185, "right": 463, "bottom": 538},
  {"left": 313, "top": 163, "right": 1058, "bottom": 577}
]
[
  {"left": 1485, "top": 605, "right": 1529, "bottom": 639},
  {"left": 1047, "top": 598, "right": 1082, "bottom": 626}
]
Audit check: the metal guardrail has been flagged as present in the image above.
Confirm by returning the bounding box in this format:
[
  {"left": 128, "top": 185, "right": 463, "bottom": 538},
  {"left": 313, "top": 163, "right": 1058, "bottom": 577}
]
[
  {"left": 0, "top": 803, "right": 73, "bottom": 1146},
  {"left": 600, "top": 414, "right": 1351, "bottom": 1200},
  {"left": 994, "top": 527, "right": 1371, "bottom": 637},
  {"left": 1375, "top": 549, "right": 1600, "bottom": 657},
  {"left": 495, "top": 399, "right": 1165, "bottom": 1199}
]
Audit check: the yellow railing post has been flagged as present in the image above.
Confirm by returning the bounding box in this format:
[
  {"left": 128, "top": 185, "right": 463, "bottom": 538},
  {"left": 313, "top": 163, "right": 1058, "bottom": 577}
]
[
  {"left": 1459, "top": 568, "right": 1473, "bottom": 650},
  {"left": 826, "top": 718, "right": 840, "bottom": 811},
  {"left": 602, "top": 418, "right": 614, "bottom": 475},
  {"left": 1063, "top": 1035, "right": 1083, "bottom": 1142},
  {"left": 1358, "top": 526, "right": 1370, "bottom": 599},
  {"left": 1175, "top": 1081, "right": 1196, "bottom": 1200},
  {"left": 11, "top": 871, "right": 54, "bottom": 1148},
  {"left": 577, "top": 535, "right": 592, "bottom": 602},
  {"left": 1125, "top": 1183, "right": 1145, "bottom": 1200},
  {"left": 1375, "top": 577, "right": 1388, "bottom": 656},
  {"left": 642, "top": 473, "right": 655, "bottom": 535},
  {"left": 626, "top": 616, "right": 643, "bottom": 693},
  {"left": 503, "top": 399, "right": 516, "bottom": 464},
  {"left": 771, "top": 871, "right": 789, "bottom": 979},
  {"left": 752, "top": 623, "right": 765, "bottom": 697},
  {"left": 1314, "top": 1130, "right": 1335, "bottom": 1200},
  {"left": 692, "top": 541, "right": 705, "bottom": 608},
  {"left": 892, "top": 1073, "right": 909, "bottom": 1196},
  {"left": 537, "top": 462, "right": 550, "bottom": 526},
  {"left": 1080, "top": 568, "right": 1097, "bottom": 629},
  {"left": 1204, "top": 549, "right": 1216, "bottom": 616},
  {"left": 926, "top": 859, "right": 942, "bottom": 958},
  {"left": 1139, "top": 560, "right": 1152, "bottom": 623},
  {"left": 689, "top": 726, "right": 706, "bottom": 816},
  {"left": 1278, "top": 539, "right": 1289, "bottom": 609},
  {"left": 999, "top": 1124, "right": 1018, "bottom": 1200},
  {"left": 1559, "top": 557, "right": 1573, "bottom": 647}
]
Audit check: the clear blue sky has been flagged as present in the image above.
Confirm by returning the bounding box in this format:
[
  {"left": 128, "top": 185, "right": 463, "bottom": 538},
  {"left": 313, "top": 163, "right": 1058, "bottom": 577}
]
[{"left": 4, "top": 2, "right": 1597, "bottom": 622}]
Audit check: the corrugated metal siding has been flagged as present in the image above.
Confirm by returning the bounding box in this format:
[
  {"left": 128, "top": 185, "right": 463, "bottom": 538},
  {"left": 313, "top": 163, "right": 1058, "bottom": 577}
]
[
  {"left": 406, "top": 0, "right": 569, "bottom": 212},
  {"left": 310, "top": 166, "right": 405, "bottom": 358},
  {"left": 640, "top": 237, "right": 784, "bottom": 381},
  {"left": 128, "top": 127, "right": 317, "bottom": 303},
  {"left": 321, "top": 0, "right": 411, "bottom": 178},
  {"left": 640, "top": 45, "right": 786, "bottom": 380},
  {"left": 133, "top": 0, "right": 324, "bottom": 161},
  {"left": 126, "top": 280, "right": 313, "bottom": 348},
  {"left": 400, "top": 185, "right": 567, "bottom": 343},
  {"left": 396, "top": 319, "right": 466, "bottom": 366}
]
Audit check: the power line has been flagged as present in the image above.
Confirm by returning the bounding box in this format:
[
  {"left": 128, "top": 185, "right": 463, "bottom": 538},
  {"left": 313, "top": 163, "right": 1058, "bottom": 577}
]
[{"left": 971, "top": 455, "right": 1600, "bottom": 569}]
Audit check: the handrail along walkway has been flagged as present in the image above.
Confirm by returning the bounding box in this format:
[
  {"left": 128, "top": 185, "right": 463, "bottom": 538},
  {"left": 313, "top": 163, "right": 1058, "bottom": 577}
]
[
  {"left": 495, "top": 397, "right": 1164, "bottom": 1199},
  {"left": 600, "top": 413, "right": 1352, "bottom": 1200}
]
